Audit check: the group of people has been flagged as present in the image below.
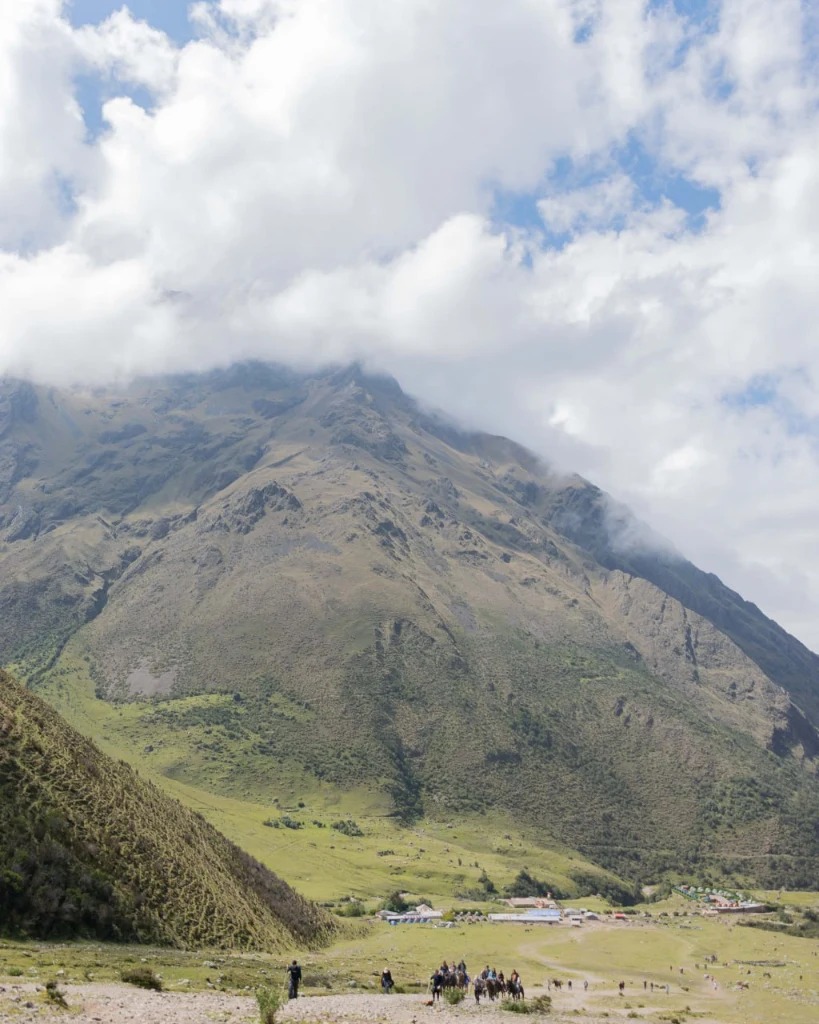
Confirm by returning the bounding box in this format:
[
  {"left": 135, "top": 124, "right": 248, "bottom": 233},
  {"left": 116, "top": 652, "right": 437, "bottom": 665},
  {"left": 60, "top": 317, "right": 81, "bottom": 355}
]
[{"left": 429, "top": 961, "right": 523, "bottom": 1002}]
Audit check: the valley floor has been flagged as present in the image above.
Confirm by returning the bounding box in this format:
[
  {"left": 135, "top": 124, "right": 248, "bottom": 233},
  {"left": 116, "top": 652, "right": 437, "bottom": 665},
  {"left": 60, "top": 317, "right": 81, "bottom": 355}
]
[
  {"left": 0, "top": 986, "right": 672, "bottom": 1024},
  {"left": 1, "top": 910, "right": 817, "bottom": 1024}
]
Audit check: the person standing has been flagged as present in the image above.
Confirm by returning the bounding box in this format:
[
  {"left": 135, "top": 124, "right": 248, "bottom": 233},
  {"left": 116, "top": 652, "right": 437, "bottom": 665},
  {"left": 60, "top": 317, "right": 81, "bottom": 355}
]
[
  {"left": 286, "top": 960, "right": 302, "bottom": 999},
  {"left": 381, "top": 968, "right": 394, "bottom": 993}
]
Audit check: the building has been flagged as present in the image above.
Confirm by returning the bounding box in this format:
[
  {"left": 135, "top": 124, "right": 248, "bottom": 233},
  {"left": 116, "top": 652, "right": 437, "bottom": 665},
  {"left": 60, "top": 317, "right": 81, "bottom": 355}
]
[
  {"left": 488, "top": 908, "right": 562, "bottom": 924},
  {"left": 380, "top": 903, "right": 444, "bottom": 924}
]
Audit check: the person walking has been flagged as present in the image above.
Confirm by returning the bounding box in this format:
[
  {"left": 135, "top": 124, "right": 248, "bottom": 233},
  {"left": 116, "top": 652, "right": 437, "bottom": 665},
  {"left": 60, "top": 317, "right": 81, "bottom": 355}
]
[
  {"left": 381, "top": 968, "right": 394, "bottom": 993},
  {"left": 286, "top": 960, "right": 302, "bottom": 1000}
]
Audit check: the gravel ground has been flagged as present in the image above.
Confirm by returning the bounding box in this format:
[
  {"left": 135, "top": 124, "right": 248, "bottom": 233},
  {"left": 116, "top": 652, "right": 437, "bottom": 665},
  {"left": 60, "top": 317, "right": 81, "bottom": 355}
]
[
  {"left": 0, "top": 983, "right": 612, "bottom": 1024},
  {"left": 0, "top": 983, "right": 257, "bottom": 1024},
  {"left": 281, "top": 993, "right": 523, "bottom": 1024}
]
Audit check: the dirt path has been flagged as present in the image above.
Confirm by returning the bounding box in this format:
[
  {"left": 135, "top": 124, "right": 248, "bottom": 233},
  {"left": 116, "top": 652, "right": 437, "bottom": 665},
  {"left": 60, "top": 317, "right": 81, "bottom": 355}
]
[
  {"left": 0, "top": 984, "right": 628, "bottom": 1024},
  {"left": 0, "top": 982, "right": 256, "bottom": 1024}
]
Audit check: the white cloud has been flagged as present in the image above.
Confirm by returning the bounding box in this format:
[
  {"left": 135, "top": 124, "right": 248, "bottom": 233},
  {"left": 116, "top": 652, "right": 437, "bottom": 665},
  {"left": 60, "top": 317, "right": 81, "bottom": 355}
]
[
  {"left": 2, "top": 0, "right": 819, "bottom": 651},
  {"left": 0, "top": 2, "right": 87, "bottom": 249},
  {"left": 538, "top": 174, "right": 637, "bottom": 234},
  {"left": 74, "top": 9, "right": 179, "bottom": 94}
]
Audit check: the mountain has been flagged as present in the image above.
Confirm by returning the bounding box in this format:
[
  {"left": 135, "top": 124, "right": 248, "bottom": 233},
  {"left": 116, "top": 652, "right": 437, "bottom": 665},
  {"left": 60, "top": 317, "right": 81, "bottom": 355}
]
[
  {"left": 1, "top": 364, "right": 818, "bottom": 888},
  {"left": 0, "top": 669, "right": 335, "bottom": 947}
]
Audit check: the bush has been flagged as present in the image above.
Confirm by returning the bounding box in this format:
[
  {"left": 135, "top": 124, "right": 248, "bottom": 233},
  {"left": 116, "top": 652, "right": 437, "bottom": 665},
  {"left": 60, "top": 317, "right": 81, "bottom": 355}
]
[
  {"left": 569, "top": 870, "right": 639, "bottom": 907},
  {"left": 529, "top": 995, "right": 552, "bottom": 1015},
  {"left": 331, "top": 819, "right": 364, "bottom": 837},
  {"left": 444, "top": 989, "right": 465, "bottom": 1005},
  {"left": 303, "top": 972, "right": 333, "bottom": 990},
  {"left": 256, "top": 986, "right": 281, "bottom": 1024},
  {"left": 263, "top": 815, "right": 303, "bottom": 830},
  {"left": 478, "top": 869, "right": 497, "bottom": 894},
  {"left": 504, "top": 870, "right": 563, "bottom": 899},
  {"left": 45, "top": 981, "right": 68, "bottom": 1008},
  {"left": 502, "top": 1001, "right": 531, "bottom": 1013},
  {"left": 8, "top": 968, "right": 24, "bottom": 977},
  {"left": 121, "top": 967, "right": 162, "bottom": 991},
  {"left": 382, "top": 891, "right": 409, "bottom": 913},
  {"left": 335, "top": 901, "right": 367, "bottom": 918}
]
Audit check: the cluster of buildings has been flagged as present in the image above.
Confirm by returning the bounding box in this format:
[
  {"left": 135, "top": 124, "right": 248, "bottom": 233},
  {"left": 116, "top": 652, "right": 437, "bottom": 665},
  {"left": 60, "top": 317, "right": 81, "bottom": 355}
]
[
  {"left": 378, "top": 903, "right": 444, "bottom": 924},
  {"left": 376, "top": 898, "right": 605, "bottom": 927},
  {"left": 489, "top": 901, "right": 603, "bottom": 926},
  {"left": 375, "top": 886, "right": 768, "bottom": 929},
  {"left": 673, "top": 885, "right": 766, "bottom": 913}
]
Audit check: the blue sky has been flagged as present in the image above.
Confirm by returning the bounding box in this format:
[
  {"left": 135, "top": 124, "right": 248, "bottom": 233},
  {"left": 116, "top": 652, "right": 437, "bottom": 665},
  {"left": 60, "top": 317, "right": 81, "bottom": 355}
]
[{"left": 68, "top": 0, "right": 195, "bottom": 42}]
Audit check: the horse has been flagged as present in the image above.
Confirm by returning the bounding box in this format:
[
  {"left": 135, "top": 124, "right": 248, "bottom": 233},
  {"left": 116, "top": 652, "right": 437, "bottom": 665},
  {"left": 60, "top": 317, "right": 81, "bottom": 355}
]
[
  {"left": 507, "top": 980, "right": 525, "bottom": 1001},
  {"left": 486, "top": 978, "right": 504, "bottom": 1001},
  {"left": 473, "top": 978, "right": 486, "bottom": 1004},
  {"left": 551, "top": 979, "right": 563, "bottom": 990}
]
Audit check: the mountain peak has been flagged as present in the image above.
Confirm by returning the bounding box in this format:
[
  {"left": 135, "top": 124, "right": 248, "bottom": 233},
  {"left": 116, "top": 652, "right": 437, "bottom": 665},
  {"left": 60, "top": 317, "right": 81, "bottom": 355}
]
[{"left": 1, "top": 364, "right": 818, "bottom": 889}]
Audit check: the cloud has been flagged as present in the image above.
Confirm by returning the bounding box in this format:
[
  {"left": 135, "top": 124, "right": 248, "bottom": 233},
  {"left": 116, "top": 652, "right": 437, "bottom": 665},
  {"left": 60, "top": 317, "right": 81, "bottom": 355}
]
[{"left": 2, "top": 0, "right": 819, "bottom": 651}]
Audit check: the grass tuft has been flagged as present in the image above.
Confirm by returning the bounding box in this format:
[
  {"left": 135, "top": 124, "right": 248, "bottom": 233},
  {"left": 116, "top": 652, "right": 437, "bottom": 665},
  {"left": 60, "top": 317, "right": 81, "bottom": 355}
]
[
  {"left": 121, "top": 967, "right": 163, "bottom": 991},
  {"left": 256, "top": 986, "right": 281, "bottom": 1024},
  {"left": 502, "top": 1000, "right": 531, "bottom": 1014},
  {"left": 44, "top": 981, "right": 68, "bottom": 1008}
]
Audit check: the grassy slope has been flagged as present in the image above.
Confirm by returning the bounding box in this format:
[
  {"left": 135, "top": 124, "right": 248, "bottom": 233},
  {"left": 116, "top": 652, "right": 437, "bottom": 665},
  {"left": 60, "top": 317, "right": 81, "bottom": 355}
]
[
  {"left": 2, "top": 366, "right": 819, "bottom": 890},
  {"left": 0, "top": 671, "right": 335, "bottom": 949},
  {"left": 34, "top": 651, "right": 624, "bottom": 905}
]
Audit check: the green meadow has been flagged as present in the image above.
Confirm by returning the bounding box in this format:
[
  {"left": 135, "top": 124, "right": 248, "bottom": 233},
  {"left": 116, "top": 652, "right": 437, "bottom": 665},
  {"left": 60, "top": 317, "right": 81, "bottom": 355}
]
[{"left": 2, "top": 907, "right": 817, "bottom": 1024}]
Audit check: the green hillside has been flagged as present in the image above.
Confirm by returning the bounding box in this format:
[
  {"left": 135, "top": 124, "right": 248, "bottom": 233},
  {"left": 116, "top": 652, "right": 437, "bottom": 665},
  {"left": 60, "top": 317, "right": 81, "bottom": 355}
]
[
  {"left": 0, "top": 670, "right": 335, "bottom": 948},
  {"left": 1, "top": 365, "right": 819, "bottom": 890}
]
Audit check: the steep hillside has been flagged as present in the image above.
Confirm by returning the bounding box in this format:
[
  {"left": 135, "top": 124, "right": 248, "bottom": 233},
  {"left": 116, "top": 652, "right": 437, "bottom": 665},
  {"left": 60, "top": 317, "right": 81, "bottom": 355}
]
[
  {"left": 0, "top": 670, "right": 335, "bottom": 947},
  {"left": 1, "top": 365, "right": 818, "bottom": 888}
]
